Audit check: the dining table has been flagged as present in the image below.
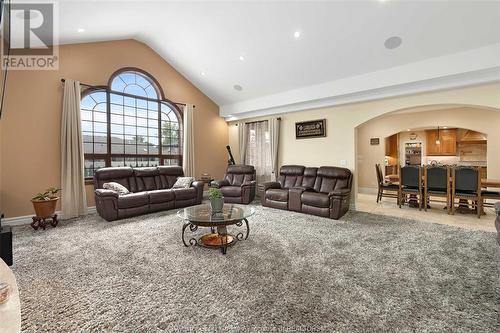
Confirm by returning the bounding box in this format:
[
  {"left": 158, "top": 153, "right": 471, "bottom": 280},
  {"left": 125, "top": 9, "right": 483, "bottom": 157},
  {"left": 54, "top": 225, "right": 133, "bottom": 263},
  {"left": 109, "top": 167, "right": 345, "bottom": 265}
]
[
  {"left": 384, "top": 174, "right": 500, "bottom": 212},
  {"left": 384, "top": 174, "right": 500, "bottom": 188}
]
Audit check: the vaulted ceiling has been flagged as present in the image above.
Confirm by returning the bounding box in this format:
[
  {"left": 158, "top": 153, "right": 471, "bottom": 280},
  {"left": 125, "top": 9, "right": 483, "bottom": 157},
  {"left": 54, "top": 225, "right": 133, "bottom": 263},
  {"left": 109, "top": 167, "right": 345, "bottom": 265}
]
[{"left": 54, "top": 0, "right": 500, "bottom": 118}]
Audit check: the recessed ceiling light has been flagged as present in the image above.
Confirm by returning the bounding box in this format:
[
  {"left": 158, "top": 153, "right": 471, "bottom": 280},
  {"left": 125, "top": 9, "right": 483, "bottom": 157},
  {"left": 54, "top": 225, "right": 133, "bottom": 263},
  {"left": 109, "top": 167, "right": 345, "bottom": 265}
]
[
  {"left": 407, "top": 129, "right": 411, "bottom": 131},
  {"left": 443, "top": 126, "right": 448, "bottom": 129},
  {"left": 293, "top": 31, "right": 301, "bottom": 39},
  {"left": 384, "top": 36, "right": 402, "bottom": 49},
  {"left": 233, "top": 85, "right": 243, "bottom": 91},
  {"left": 77, "top": 28, "right": 85, "bottom": 33},
  {"left": 239, "top": 56, "right": 245, "bottom": 61},
  {"left": 201, "top": 72, "right": 206, "bottom": 76}
]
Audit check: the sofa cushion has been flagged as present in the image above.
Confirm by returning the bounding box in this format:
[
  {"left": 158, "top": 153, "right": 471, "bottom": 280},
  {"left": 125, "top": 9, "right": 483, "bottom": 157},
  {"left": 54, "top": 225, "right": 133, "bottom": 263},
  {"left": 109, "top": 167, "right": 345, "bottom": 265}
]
[
  {"left": 221, "top": 186, "right": 242, "bottom": 197},
  {"left": 147, "top": 189, "right": 175, "bottom": 204},
  {"left": 277, "top": 165, "right": 305, "bottom": 189},
  {"left": 94, "top": 167, "right": 136, "bottom": 192},
  {"left": 117, "top": 192, "right": 149, "bottom": 209},
  {"left": 173, "top": 188, "right": 197, "bottom": 200},
  {"left": 266, "top": 188, "right": 288, "bottom": 202},
  {"left": 158, "top": 166, "right": 185, "bottom": 189},
  {"left": 134, "top": 167, "right": 160, "bottom": 192},
  {"left": 225, "top": 165, "right": 255, "bottom": 186},
  {"left": 301, "top": 191, "right": 329, "bottom": 208}
]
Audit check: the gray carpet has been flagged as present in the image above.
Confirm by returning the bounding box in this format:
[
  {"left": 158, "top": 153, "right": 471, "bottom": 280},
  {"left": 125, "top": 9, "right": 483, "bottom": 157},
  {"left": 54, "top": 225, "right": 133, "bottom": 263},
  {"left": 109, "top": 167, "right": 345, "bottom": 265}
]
[{"left": 11, "top": 204, "right": 499, "bottom": 332}]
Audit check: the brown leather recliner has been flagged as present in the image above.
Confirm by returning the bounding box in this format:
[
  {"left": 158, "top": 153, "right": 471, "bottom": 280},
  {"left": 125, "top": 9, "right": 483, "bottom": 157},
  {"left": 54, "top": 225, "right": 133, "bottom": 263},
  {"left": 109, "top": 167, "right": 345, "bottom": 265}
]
[
  {"left": 261, "top": 165, "right": 353, "bottom": 220},
  {"left": 210, "top": 165, "right": 256, "bottom": 204},
  {"left": 94, "top": 166, "right": 203, "bottom": 221}
]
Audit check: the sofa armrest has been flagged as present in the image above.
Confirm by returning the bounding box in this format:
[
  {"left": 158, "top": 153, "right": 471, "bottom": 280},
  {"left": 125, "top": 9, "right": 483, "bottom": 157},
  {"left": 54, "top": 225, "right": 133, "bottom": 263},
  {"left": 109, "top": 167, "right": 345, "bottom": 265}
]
[
  {"left": 261, "top": 181, "right": 281, "bottom": 191},
  {"left": 291, "top": 186, "right": 314, "bottom": 193},
  {"left": 328, "top": 189, "right": 351, "bottom": 198},
  {"left": 95, "top": 189, "right": 119, "bottom": 198},
  {"left": 191, "top": 181, "right": 204, "bottom": 204},
  {"left": 242, "top": 180, "right": 256, "bottom": 187},
  {"left": 210, "top": 179, "right": 230, "bottom": 188}
]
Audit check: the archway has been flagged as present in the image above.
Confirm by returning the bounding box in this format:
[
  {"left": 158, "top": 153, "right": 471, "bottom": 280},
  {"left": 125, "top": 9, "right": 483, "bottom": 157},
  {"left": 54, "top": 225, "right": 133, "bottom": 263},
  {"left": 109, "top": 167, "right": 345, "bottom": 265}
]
[{"left": 354, "top": 104, "right": 500, "bottom": 199}]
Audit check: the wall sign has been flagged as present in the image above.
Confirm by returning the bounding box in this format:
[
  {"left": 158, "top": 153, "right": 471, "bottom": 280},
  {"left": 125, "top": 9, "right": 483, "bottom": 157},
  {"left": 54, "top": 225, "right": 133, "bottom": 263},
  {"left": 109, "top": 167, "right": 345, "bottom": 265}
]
[
  {"left": 370, "top": 138, "right": 380, "bottom": 145},
  {"left": 295, "top": 119, "right": 326, "bottom": 139}
]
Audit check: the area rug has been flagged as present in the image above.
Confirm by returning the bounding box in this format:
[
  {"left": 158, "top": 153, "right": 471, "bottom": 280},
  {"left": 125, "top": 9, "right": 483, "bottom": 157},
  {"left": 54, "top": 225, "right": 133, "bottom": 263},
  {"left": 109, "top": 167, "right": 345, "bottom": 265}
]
[{"left": 11, "top": 204, "right": 499, "bottom": 332}]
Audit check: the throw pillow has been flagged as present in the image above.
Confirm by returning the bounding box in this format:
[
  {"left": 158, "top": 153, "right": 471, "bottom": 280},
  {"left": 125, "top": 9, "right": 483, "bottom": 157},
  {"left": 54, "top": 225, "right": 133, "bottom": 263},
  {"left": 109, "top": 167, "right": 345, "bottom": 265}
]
[
  {"left": 172, "top": 177, "right": 195, "bottom": 189},
  {"left": 103, "top": 182, "right": 130, "bottom": 195}
]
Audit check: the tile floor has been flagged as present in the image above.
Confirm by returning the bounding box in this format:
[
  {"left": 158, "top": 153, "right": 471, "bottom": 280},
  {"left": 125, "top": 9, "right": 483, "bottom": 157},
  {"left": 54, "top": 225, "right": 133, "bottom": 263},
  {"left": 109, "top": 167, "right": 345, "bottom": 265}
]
[{"left": 356, "top": 193, "right": 496, "bottom": 232}]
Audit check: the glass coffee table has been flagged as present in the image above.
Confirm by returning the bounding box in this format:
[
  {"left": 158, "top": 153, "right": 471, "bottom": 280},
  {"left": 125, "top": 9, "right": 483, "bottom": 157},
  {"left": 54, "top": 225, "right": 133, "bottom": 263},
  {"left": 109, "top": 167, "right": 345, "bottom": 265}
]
[{"left": 177, "top": 204, "right": 255, "bottom": 254}]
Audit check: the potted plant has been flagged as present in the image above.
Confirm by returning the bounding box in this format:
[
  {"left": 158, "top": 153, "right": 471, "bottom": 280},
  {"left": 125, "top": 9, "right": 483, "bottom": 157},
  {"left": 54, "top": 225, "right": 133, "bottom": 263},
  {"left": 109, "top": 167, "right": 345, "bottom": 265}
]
[
  {"left": 31, "top": 187, "right": 61, "bottom": 218},
  {"left": 208, "top": 188, "right": 224, "bottom": 212}
]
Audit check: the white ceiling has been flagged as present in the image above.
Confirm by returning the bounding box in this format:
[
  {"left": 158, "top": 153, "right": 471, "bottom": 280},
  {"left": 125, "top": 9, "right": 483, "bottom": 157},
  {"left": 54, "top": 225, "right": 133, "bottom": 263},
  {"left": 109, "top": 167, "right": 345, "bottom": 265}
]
[{"left": 52, "top": 0, "right": 500, "bottom": 117}]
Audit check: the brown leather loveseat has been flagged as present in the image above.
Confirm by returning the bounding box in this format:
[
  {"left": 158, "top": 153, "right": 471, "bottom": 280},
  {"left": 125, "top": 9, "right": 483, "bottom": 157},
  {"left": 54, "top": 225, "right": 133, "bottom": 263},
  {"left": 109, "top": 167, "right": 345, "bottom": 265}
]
[
  {"left": 261, "top": 165, "right": 353, "bottom": 219},
  {"left": 210, "top": 165, "right": 256, "bottom": 204},
  {"left": 94, "top": 166, "right": 203, "bottom": 221}
]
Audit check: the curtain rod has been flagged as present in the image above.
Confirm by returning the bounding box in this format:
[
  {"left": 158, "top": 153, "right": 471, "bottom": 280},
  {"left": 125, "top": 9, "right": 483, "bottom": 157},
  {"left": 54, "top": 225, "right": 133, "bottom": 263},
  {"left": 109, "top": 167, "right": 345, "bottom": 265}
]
[
  {"left": 60, "top": 78, "right": 193, "bottom": 108},
  {"left": 244, "top": 117, "right": 281, "bottom": 125}
]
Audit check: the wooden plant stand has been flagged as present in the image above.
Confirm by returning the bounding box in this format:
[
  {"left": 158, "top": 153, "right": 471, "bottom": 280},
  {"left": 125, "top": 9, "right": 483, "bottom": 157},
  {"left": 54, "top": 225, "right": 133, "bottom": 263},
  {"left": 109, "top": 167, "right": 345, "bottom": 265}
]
[{"left": 31, "top": 214, "right": 59, "bottom": 230}]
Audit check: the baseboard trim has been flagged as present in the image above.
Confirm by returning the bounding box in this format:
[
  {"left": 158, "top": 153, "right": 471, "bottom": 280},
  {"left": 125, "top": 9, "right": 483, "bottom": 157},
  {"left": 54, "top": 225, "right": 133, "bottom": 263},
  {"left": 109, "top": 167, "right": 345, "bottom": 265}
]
[
  {"left": 2, "top": 206, "right": 97, "bottom": 227},
  {"left": 358, "top": 187, "right": 378, "bottom": 194}
]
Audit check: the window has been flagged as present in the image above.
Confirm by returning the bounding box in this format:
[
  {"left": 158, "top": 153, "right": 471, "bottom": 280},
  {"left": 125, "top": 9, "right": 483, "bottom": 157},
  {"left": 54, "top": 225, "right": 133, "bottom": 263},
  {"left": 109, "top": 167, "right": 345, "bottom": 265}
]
[{"left": 82, "top": 69, "right": 182, "bottom": 178}]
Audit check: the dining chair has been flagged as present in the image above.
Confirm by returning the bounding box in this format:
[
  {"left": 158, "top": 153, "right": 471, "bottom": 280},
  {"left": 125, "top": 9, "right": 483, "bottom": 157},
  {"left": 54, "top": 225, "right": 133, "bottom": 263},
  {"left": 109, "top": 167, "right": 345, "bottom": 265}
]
[
  {"left": 424, "top": 165, "right": 450, "bottom": 213},
  {"left": 375, "top": 164, "right": 399, "bottom": 203},
  {"left": 451, "top": 166, "right": 482, "bottom": 218},
  {"left": 399, "top": 165, "right": 422, "bottom": 210}
]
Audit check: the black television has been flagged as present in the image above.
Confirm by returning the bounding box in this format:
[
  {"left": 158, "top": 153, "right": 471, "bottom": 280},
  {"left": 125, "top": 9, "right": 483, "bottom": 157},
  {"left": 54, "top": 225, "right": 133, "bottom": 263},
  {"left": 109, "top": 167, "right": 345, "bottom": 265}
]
[{"left": 0, "top": 0, "right": 10, "bottom": 119}]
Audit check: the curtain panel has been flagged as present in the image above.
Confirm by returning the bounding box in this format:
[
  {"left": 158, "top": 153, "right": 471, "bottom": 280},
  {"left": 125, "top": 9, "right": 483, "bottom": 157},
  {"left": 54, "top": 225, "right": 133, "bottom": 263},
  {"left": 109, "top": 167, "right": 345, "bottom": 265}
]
[
  {"left": 268, "top": 117, "right": 280, "bottom": 181},
  {"left": 61, "top": 79, "right": 87, "bottom": 219},
  {"left": 182, "top": 104, "right": 195, "bottom": 177},
  {"left": 245, "top": 121, "right": 272, "bottom": 184},
  {"left": 238, "top": 121, "right": 247, "bottom": 164}
]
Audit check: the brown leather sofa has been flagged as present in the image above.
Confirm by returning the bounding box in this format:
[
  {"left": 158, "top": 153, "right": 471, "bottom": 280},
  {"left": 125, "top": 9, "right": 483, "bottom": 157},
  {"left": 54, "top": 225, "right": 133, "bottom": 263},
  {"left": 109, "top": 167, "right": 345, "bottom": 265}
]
[
  {"left": 210, "top": 165, "right": 256, "bottom": 204},
  {"left": 261, "top": 165, "right": 353, "bottom": 219},
  {"left": 94, "top": 166, "right": 203, "bottom": 221}
]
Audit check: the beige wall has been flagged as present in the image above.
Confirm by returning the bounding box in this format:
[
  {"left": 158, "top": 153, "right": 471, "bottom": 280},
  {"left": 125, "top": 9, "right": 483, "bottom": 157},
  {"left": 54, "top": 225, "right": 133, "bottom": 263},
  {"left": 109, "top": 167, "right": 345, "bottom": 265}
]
[
  {"left": 0, "top": 39, "right": 228, "bottom": 218},
  {"left": 228, "top": 83, "right": 500, "bottom": 205},
  {"left": 357, "top": 107, "right": 500, "bottom": 189}
]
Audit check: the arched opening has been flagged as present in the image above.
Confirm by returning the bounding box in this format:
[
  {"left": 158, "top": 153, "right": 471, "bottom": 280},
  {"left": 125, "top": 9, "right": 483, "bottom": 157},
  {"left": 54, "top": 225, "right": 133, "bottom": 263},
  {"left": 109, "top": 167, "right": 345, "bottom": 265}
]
[{"left": 355, "top": 105, "right": 500, "bottom": 197}]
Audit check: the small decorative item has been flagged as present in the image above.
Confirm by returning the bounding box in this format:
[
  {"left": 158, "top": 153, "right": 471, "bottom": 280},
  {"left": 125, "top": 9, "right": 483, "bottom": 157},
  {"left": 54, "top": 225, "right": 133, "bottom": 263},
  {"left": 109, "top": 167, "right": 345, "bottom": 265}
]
[
  {"left": 0, "top": 282, "right": 10, "bottom": 304},
  {"left": 295, "top": 119, "right": 326, "bottom": 139},
  {"left": 31, "top": 187, "right": 61, "bottom": 230},
  {"left": 208, "top": 188, "right": 224, "bottom": 213}
]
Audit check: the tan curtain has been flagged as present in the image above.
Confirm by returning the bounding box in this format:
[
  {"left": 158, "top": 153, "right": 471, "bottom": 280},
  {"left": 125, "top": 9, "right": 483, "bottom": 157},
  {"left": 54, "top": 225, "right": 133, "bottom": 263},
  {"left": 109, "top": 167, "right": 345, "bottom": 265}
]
[
  {"left": 268, "top": 117, "right": 280, "bottom": 181},
  {"left": 182, "top": 104, "right": 195, "bottom": 177},
  {"left": 61, "top": 79, "right": 87, "bottom": 219},
  {"left": 245, "top": 121, "right": 272, "bottom": 184},
  {"left": 238, "top": 121, "right": 247, "bottom": 164}
]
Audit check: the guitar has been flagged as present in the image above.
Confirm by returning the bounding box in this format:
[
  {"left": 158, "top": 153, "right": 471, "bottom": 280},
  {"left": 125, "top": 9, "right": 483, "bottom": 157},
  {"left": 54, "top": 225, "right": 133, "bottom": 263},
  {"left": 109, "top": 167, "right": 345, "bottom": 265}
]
[{"left": 226, "top": 145, "right": 236, "bottom": 165}]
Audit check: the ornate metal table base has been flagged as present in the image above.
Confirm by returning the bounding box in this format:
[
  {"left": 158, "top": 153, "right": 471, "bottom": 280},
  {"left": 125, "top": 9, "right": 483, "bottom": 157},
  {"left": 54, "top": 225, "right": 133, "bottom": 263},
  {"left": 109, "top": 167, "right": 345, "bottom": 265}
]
[
  {"left": 31, "top": 214, "right": 59, "bottom": 230},
  {"left": 182, "top": 218, "right": 249, "bottom": 255}
]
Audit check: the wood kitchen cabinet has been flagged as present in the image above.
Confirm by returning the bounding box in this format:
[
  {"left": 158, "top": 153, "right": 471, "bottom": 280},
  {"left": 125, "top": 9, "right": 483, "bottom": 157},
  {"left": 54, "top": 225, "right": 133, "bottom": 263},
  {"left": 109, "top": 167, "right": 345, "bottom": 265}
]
[
  {"left": 385, "top": 134, "right": 398, "bottom": 157},
  {"left": 426, "top": 129, "right": 457, "bottom": 156}
]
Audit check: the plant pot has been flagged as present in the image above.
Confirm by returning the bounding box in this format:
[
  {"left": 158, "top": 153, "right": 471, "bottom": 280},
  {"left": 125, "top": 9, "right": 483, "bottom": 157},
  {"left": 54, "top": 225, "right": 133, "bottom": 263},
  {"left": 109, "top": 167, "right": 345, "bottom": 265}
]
[
  {"left": 31, "top": 197, "right": 59, "bottom": 218},
  {"left": 210, "top": 197, "right": 224, "bottom": 212}
]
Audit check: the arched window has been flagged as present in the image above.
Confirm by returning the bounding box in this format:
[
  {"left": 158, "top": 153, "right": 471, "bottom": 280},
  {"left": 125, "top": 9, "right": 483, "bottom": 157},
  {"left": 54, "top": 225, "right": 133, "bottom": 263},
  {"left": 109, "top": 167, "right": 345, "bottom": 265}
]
[{"left": 82, "top": 69, "right": 183, "bottom": 178}]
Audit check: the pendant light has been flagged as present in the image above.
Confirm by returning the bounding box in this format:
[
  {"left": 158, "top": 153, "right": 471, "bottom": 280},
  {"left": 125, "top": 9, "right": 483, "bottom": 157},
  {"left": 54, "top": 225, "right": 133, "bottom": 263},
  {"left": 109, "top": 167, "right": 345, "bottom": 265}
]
[{"left": 435, "top": 126, "right": 440, "bottom": 145}]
